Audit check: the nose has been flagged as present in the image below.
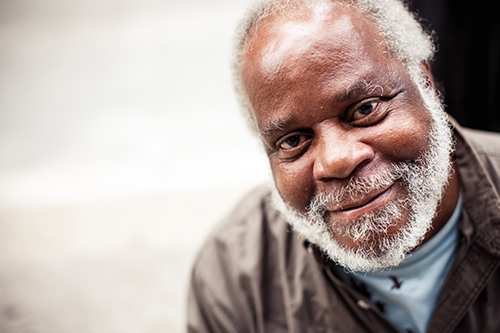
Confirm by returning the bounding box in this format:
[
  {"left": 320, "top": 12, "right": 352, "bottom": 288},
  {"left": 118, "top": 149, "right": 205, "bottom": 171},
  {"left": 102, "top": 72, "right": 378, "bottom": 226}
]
[{"left": 313, "top": 127, "right": 375, "bottom": 180}]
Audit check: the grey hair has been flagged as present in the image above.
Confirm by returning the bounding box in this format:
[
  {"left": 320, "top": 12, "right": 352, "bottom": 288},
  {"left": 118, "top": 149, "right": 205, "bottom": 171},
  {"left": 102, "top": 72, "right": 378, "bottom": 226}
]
[{"left": 231, "top": 0, "right": 436, "bottom": 132}]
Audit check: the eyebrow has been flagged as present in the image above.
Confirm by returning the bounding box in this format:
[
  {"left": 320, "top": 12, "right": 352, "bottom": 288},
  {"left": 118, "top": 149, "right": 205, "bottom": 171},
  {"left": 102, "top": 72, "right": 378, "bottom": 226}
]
[
  {"left": 260, "top": 118, "right": 289, "bottom": 137},
  {"left": 335, "top": 76, "right": 403, "bottom": 103},
  {"left": 336, "top": 79, "right": 383, "bottom": 103}
]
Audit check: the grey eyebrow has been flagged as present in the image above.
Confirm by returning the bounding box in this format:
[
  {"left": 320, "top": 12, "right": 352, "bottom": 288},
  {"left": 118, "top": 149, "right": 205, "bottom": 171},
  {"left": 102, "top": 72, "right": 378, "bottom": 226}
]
[
  {"left": 260, "top": 118, "right": 289, "bottom": 137},
  {"left": 335, "top": 79, "right": 385, "bottom": 103}
]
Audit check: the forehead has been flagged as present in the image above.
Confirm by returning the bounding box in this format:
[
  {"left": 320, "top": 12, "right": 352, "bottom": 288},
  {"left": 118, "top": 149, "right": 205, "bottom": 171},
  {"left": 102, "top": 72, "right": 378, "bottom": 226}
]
[
  {"left": 240, "top": 4, "right": 406, "bottom": 124},
  {"left": 246, "top": 4, "right": 381, "bottom": 74}
]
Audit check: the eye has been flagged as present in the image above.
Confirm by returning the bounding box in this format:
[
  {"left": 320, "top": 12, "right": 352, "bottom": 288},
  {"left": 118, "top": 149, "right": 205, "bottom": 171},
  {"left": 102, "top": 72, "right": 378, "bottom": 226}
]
[
  {"left": 348, "top": 98, "right": 389, "bottom": 126},
  {"left": 352, "top": 101, "right": 379, "bottom": 121},
  {"left": 275, "top": 132, "right": 312, "bottom": 159},
  {"left": 279, "top": 134, "right": 308, "bottom": 149}
]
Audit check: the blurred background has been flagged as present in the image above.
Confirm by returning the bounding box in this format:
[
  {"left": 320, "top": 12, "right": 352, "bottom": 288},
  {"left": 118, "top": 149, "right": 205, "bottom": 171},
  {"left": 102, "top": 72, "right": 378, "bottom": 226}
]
[
  {"left": 0, "top": 0, "right": 498, "bottom": 332},
  {"left": 0, "top": 0, "right": 270, "bottom": 332}
]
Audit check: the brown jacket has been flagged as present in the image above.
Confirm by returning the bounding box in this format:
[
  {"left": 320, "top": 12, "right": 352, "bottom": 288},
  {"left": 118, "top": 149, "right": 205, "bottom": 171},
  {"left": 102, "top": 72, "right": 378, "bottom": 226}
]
[{"left": 187, "top": 122, "right": 500, "bottom": 333}]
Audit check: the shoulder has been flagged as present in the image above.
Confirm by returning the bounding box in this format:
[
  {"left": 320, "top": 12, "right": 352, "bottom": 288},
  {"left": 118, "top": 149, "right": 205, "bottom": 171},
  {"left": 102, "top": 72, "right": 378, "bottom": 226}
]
[
  {"left": 459, "top": 127, "right": 500, "bottom": 184},
  {"left": 454, "top": 125, "right": 500, "bottom": 212},
  {"left": 460, "top": 127, "right": 500, "bottom": 157},
  {"left": 187, "top": 185, "right": 303, "bottom": 332}
]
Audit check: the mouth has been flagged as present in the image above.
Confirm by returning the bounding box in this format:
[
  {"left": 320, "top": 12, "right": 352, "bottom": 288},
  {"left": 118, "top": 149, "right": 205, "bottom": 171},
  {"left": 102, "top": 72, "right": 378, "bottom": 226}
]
[{"left": 329, "top": 184, "right": 396, "bottom": 220}]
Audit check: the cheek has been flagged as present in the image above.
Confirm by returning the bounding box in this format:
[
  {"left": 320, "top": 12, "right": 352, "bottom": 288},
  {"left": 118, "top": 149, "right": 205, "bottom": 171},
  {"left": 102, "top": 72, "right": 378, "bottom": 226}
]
[
  {"left": 270, "top": 157, "right": 315, "bottom": 212},
  {"left": 373, "top": 112, "right": 433, "bottom": 160}
]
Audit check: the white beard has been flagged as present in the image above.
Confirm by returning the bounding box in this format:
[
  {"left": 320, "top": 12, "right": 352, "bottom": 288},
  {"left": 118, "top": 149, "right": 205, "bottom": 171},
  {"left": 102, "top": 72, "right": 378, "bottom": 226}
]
[{"left": 271, "top": 73, "right": 454, "bottom": 272}]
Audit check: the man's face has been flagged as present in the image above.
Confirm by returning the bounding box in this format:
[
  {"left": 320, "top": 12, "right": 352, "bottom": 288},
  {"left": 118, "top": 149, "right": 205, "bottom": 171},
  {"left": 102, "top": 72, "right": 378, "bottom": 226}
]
[{"left": 241, "top": 5, "right": 452, "bottom": 271}]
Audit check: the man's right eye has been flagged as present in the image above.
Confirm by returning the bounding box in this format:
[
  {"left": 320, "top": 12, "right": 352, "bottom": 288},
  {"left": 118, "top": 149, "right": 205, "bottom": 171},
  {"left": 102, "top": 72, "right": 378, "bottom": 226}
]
[
  {"left": 281, "top": 135, "right": 302, "bottom": 149},
  {"left": 277, "top": 133, "right": 311, "bottom": 153}
]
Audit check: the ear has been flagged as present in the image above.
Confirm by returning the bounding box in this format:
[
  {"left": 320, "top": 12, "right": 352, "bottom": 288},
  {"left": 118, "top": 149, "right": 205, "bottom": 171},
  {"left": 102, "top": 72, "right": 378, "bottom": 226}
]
[{"left": 421, "top": 60, "right": 436, "bottom": 90}]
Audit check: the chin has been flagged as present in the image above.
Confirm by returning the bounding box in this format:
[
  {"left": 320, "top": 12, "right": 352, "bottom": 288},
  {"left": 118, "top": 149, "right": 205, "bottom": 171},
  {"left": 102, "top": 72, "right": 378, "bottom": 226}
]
[
  {"left": 331, "top": 214, "right": 411, "bottom": 255},
  {"left": 322, "top": 196, "right": 431, "bottom": 271}
]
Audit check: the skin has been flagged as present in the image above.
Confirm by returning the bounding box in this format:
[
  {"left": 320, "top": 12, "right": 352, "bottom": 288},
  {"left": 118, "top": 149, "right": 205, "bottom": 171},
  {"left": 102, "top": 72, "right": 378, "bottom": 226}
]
[{"left": 241, "top": 3, "right": 460, "bottom": 250}]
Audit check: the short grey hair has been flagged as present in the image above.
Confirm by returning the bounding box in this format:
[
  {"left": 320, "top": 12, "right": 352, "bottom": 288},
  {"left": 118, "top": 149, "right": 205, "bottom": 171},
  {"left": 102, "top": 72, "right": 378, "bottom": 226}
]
[{"left": 231, "top": 0, "right": 436, "bottom": 132}]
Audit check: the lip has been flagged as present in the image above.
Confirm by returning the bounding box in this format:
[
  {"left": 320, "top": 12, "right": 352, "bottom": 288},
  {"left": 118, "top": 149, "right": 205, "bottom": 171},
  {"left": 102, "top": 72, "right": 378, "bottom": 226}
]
[{"left": 329, "top": 184, "right": 395, "bottom": 220}]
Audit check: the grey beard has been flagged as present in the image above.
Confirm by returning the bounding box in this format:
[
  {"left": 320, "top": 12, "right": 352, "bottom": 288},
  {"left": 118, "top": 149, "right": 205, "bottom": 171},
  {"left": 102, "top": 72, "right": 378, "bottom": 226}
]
[{"left": 271, "top": 79, "right": 454, "bottom": 272}]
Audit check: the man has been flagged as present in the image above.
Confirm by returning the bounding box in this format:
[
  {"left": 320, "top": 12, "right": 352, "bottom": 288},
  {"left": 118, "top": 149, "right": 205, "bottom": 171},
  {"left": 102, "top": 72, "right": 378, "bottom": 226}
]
[{"left": 188, "top": 0, "right": 500, "bottom": 332}]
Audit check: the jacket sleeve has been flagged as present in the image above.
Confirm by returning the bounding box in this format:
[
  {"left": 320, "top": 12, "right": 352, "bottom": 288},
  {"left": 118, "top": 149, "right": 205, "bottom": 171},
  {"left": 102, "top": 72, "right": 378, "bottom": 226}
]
[
  {"left": 187, "top": 187, "right": 272, "bottom": 333},
  {"left": 187, "top": 228, "right": 261, "bottom": 333},
  {"left": 187, "top": 263, "right": 242, "bottom": 333}
]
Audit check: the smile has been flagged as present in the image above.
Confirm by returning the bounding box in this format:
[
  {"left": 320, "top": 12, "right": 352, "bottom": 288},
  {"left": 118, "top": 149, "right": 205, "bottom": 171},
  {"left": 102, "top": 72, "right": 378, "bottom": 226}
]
[{"left": 329, "top": 184, "right": 396, "bottom": 220}]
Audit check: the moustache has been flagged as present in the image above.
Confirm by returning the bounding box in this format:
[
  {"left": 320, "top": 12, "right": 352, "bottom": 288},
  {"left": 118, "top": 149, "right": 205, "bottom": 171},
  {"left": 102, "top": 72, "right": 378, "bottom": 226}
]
[{"left": 308, "top": 163, "right": 408, "bottom": 213}]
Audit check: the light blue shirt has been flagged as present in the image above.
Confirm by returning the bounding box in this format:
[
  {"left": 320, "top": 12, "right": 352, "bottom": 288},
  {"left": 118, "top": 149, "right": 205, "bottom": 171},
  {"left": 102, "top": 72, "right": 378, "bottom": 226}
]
[{"left": 334, "top": 194, "right": 462, "bottom": 333}]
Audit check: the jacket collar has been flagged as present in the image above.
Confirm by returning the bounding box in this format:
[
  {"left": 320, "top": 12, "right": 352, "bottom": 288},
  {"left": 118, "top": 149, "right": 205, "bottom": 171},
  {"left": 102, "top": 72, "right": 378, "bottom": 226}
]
[{"left": 450, "top": 118, "right": 500, "bottom": 254}]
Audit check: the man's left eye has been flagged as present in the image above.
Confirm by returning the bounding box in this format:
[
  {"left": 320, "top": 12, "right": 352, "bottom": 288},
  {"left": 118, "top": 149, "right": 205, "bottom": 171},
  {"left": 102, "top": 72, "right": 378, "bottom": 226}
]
[{"left": 352, "top": 101, "right": 379, "bottom": 121}]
